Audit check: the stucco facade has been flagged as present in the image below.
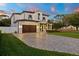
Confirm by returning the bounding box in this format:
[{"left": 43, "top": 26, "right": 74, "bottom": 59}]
[{"left": 11, "top": 11, "right": 52, "bottom": 33}]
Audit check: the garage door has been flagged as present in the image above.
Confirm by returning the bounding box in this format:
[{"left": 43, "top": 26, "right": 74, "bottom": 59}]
[{"left": 22, "top": 25, "right": 36, "bottom": 33}]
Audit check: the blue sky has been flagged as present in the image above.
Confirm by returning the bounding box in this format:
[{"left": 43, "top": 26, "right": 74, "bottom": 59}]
[{"left": 0, "top": 3, "right": 79, "bottom": 19}]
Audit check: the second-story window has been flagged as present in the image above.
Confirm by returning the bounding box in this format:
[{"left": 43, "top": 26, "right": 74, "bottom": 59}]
[
  {"left": 28, "top": 15, "right": 32, "bottom": 20},
  {"left": 42, "top": 17, "right": 46, "bottom": 21},
  {"left": 38, "top": 13, "right": 40, "bottom": 20}
]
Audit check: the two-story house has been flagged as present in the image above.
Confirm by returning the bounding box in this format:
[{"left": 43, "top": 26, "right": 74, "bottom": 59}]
[
  {"left": 11, "top": 11, "right": 52, "bottom": 33},
  {"left": 0, "top": 15, "right": 9, "bottom": 21}
]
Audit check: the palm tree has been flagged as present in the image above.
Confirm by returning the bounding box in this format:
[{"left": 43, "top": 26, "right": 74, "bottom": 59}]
[{"left": 54, "top": 14, "right": 64, "bottom": 22}]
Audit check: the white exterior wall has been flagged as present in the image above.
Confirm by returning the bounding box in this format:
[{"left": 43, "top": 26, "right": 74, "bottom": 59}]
[
  {"left": 11, "top": 16, "right": 18, "bottom": 29},
  {"left": 14, "top": 14, "right": 22, "bottom": 21},
  {"left": 10, "top": 11, "right": 50, "bottom": 33},
  {"left": 11, "top": 15, "right": 14, "bottom": 27},
  {"left": 11, "top": 14, "right": 24, "bottom": 27},
  {"left": 34, "top": 12, "right": 42, "bottom": 21},
  {"left": 0, "top": 27, "right": 17, "bottom": 33},
  {"left": 11, "top": 11, "right": 48, "bottom": 25},
  {"left": 34, "top": 12, "right": 48, "bottom": 22},
  {"left": 43, "top": 16, "right": 48, "bottom": 22},
  {"left": 24, "top": 13, "right": 33, "bottom": 20}
]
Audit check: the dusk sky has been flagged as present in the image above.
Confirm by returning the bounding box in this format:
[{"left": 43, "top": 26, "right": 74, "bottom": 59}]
[{"left": 0, "top": 3, "right": 79, "bottom": 19}]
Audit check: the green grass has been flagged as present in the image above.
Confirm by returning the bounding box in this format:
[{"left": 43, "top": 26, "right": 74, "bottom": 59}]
[
  {"left": 0, "top": 34, "right": 76, "bottom": 56},
  {"left": 49, "top": 32, "right": 79, "bottom": 39}
]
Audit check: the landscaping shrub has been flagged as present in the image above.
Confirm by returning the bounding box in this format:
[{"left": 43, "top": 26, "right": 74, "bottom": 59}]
[
  {"left": 0, "top": 30, "right": 2, "bottom": 41},
  {"left": 14, "top": 31, "right": 17, "bottom": 33},
  {"left": 46, "top": 30, "right": 60, "bottom": 33},
  {"left": 0, "top": 30, "right": 2, "bottom": 47},
  {"left": 0, "top": 30, "right": 1, "bottom": 39}
]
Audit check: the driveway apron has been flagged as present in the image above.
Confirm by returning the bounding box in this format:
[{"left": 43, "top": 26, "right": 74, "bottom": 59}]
[{"left": 14, "top": 33, "right": 79, "bottom": 55}]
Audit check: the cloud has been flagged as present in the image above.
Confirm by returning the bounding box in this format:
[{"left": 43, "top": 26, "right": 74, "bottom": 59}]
[
  {"left": 0, "top": 3, "right": 6, "bottom": 6},
  {"left": 51, "top": 6, "right": 56, "bottom": 12},
  {"left": 74, "top": 7, "right": 79, "bottom": 12},
  {"left": 64, "top": 3, "right": 79, "bottom": 13}
]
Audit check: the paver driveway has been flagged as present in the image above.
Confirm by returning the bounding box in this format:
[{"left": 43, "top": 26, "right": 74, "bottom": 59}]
[{"left": 14, "top": 33, "right": 79, "bottom": 55}]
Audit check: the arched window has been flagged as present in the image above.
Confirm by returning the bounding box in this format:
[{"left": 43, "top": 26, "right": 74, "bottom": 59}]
[
  {"left": 38, "top": 13, "right": 40, "bottom": 20},
  {"left": 28, "top": 15, "right": 32, "bottom": 20}
]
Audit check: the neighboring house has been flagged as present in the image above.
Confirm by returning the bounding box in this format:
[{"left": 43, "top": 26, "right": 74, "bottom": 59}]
[
  {"left": 11, "top": 11, "right": 52, "bottom": 33},
  {"left": 58, "top": 25, "right": 79, "bottom": 32},
  {"left": 0, "top": 15, "right": 9, "bottom": 21}
]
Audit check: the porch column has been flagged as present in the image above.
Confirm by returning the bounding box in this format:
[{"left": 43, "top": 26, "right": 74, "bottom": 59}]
[
  {"left": 50, "top": 24, "right": 52, "bottom": 30},
  {"left": 19, "top": 25, "right": 22, "bottom": 33},
  {"left": 36, "top": 23, "right": 40, "bottom": 33}
]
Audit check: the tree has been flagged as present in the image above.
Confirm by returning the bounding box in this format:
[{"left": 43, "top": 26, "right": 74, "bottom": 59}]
[
  {"left": 62, "top": 14, "right": 71, "bottom": 27},
  {"left": 53, "top": 21, "right": 64, "bottom": 30},
  {"left": 47, "top": 19, "right": 53, "bottom": 23},
  {"left": 0, "top": 19, "right": 11, "bottom": 26},
  {"left": 54, "top": 14, "right": 64, "bottom": 21},
  {"left": 68, "top": 13, "right": 79, "bottom": 31}
]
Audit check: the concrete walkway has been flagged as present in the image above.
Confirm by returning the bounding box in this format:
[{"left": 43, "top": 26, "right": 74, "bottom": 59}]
[{"left": 14, "top": 33, "right": 79, "bottom": 55}]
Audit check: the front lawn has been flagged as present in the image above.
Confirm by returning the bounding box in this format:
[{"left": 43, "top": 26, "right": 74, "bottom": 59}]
[
  {"left": 0, "top": 34, "right": 76, "bottom": 56},
  {"left": 49, "top": 32, "right": 79, "bottom": 39}
]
